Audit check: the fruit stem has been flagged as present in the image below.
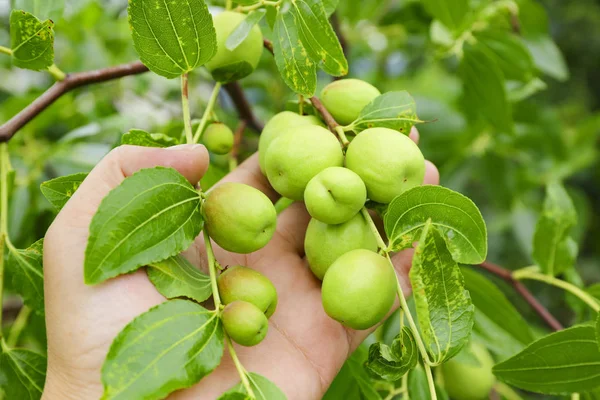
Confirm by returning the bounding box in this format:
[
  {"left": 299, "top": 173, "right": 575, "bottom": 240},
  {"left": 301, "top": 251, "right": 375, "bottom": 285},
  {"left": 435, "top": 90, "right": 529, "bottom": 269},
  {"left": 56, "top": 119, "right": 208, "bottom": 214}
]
[
  {"left": 334, "top": 126, "right": 350, "bottom": 147},
  {"left": 226, "top": 334, "right": 256, "bottom": 397},
  {"left": 0, "top": 143, "right": 10, "bottom": 333},
  {"left": 203, "top": 229, "right": 222, "bottom": 309},
  {"left": 513, "top": 268, "right": 600, "bottom": 312},
  {"left": 7, "top": 306, "right": 31, "bottom": 348},
  {"left": 181, "top": 73, "right": 194, "bottom": 144},
  {"left": 494, "top": 382, "right": 525, "bottom": 400},
  {"left": 48, "top": 64, "right": 66, "bottom": 81},
  {"left": 298, "top": 95, "right": 304, "bottom": 115},
  {"left": 424, "top": 363, "right": 438, "bottom": 400},
  {"left": 0, "top": 46, "right": 12, "bottom": 55},
  {"left": 193, "top": 82, "right": 222, "bottom": 144},
  {"left": 236, "top": 0, "right": 281, "bottom": 12},
  {"left": 360, "top": 207, "right": 387, "bottom": 251}
]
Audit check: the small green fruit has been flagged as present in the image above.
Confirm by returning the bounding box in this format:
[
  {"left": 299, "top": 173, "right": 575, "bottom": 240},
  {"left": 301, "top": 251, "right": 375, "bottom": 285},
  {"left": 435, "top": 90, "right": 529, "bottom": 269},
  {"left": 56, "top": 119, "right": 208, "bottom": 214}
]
[
  {"left": 265, "top": 125, "right": 344, "bottom": 200},
  {"left": 441, "top": 342, "right": 495, "bottom": 400},
  {"left": 204, "top": 183, "right": 276, "bottom": 253},
  {"left": 203, "top": 122, "right": 234, "bottom": 155},
  {"left": 206, "top": 12, "right": 263, "bottom": 83},
  {"left": 218, "top": 266, "right": 278, "bottom": 318},
  {"left": 321, "top": 249, "right": 396, "bottom": 329},
  {"left": 258, "top": 111, "right": 323, "bottom": 174},
  {"left": 320, "top": 79, "right": 381, "bottom": 125},
  {"left": 345, "top": 127, "right": 425, "bottom": 203},
  {"left": 222, "top": 301, "right": 268, "bottom": 347},
  {"left": 304, "top": 167, "right": 366, "bottom": 224},
  {"left": 305, "top": 213, "right": 378, "bottom": 280}
]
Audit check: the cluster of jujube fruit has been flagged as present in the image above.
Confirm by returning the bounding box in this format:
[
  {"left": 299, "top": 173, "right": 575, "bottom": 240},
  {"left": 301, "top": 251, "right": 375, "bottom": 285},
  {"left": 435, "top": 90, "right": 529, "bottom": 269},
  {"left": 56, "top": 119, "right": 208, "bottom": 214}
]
[{"left": 198, "top": 13, "right": 427, "bottom": 346}]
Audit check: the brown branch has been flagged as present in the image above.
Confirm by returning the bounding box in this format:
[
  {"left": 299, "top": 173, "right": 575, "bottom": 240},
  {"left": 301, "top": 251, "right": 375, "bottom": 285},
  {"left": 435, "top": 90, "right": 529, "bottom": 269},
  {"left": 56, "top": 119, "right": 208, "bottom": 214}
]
[
  {"left": 223, "top": 82, "right": 264, "bottom": 132},
  {"left": 310, "top": 96, "right": 339, "bottom": 132},
  {"left": 0, "top": 61, "right": 149, "bottom": 142},
  {"left": 230, "top": 120, "right": 247, "bottom": 162},
  {"left": 479, "top": 261, "right": 563, "bottom": 331},
  {"left": 263, "top": 39, "right": 274, "bottom": 55}
]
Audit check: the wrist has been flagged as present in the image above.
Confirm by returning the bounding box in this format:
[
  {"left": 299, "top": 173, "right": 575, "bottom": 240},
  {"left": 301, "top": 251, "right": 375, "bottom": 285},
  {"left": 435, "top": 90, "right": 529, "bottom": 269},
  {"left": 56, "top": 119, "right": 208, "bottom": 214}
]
[{"left": 42, "top": 365, "right": 101, "bottom": 400}]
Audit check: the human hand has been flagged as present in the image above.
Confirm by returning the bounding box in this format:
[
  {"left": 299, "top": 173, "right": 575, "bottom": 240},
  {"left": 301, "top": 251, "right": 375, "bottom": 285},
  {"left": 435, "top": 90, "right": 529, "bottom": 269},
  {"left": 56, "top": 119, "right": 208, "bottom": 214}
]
[{"left": 42, "top": 129, "right": 438, "bottom": 400}]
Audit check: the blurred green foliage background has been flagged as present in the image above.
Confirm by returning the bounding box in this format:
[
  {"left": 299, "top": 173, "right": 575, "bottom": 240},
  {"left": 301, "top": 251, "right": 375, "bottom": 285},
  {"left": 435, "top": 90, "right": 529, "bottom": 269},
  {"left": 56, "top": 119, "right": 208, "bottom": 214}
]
[{"left": 1, "top": 0, "right": 599, "bottom": 392}]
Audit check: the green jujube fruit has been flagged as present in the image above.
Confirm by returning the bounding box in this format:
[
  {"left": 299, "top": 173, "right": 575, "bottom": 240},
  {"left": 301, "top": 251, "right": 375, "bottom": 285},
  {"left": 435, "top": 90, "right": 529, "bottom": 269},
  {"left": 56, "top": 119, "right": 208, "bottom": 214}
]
[
  {"left": 304, "top": 167, "right": 367, "bottom": 224},
  {"left": 320, "top": 79, "right": 381, "bottom": 125},
  {"left": 203, "top": 122, "right": 234, "bottom": 155},
  {"left": 305, "top": 213, "right": 378, "bottom": 280},
  {"left": 321, "top": 249, "right": 396, "bottom": 330},
  {"left": 218, "top": 266, "right": 278, "bottom": 318},
  {"left": 206, "top": 11, "right": 263, "bottom": 83},
  {"left": 222, "top": 301, "right": 269, "bottom": 347},
  {"left": 265, "top": 126, "right": 344, "bottom": 200},
  {"left": 345, "top": 127, "right": 425, "bottom": 203},
  {"left": 204, "top": 182, "right": 276, "bottom": 253},
  {"left": 258, "top": 111, "right": 323, "bottom": 174},
  {"left": 441, "top": 342, "right": 496, "bottom": 400}
]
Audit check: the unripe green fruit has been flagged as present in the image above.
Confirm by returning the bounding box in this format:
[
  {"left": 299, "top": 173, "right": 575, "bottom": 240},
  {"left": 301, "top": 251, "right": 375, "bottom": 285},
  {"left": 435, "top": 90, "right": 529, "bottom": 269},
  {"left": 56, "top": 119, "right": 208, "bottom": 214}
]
[
  {"left": 218, "top": 266, "right": 278, "bottom": 318},
  {"left": 305, "top": 213, "right": 378, "bottom": 280},
  {"left": 304, "top": 167, "right": 367, "bottom": 224},
  {"left": 258, "top": 111, "right": 323, "bottom": 175},
  {"left": 206, "top": 12, "right": 263, "bottom": 83},
  {"left": 320, "top": 79, "right": 381, "bottom": 125},
  {"left": 345, "top": 127, "right": 425, "bottom": 204},
  {"left": 321, "top": 249, "right": 396, "bottom": 329},
  {"left": 265, "top": 126, "right": 344, "bottom": 200},
  {"left": 203, "top": 122, "right": 234, "bottom": 155},
  {"left": 441, "top": 342, "right": 495, "bottom": 400},
  {"left": 204, "top": 183, "right": 276, "bottom": 253},
  {"left": 222, "top": 301, "right": 268, "bottom": 347}
]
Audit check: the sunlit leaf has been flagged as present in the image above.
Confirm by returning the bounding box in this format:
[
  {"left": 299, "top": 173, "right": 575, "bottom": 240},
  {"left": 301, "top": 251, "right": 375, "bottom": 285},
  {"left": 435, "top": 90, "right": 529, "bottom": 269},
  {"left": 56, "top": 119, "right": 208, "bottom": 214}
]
[
  {"left": 10, "top": 10, "right": 54, "bottom": 70},
  {"left": 226, "top": 9, "right": 266, "bottom": 51},
  {"left": 420, "top": 0, "right": 469, "bottom": 31},
  {"left": 349, "top": 91, "right": 422, "bottom": 134},
  {"left": 121, "top": 129, "right": 179, "bottom": 148},
  {"left": 223, "top": 373, "right": 287, "bottom": 400},
  {"left": 147, "top": 254, "right": 212, "bottom": 303},
  {"left": 40, "top": 172, "right": 88, "bottom": 211}
]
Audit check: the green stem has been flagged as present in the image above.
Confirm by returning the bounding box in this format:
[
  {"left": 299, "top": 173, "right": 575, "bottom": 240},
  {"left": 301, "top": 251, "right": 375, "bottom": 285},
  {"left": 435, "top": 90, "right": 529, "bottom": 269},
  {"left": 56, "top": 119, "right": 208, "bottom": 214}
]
[
  {"left": 494, "top": 382, "right": 524, "bottom": 400},
  {"left": 335, "top": 126, "right": 350, "bottom": 147},
  {"left": 0, "top": 46, "right": 12, "bottom": 56},
  {"left": 298, "top": 95, "right": 304, "bottom": 115},
  {"left": 423, "top": 363, "right": 438, "bottom": 400},
  {"left": 47, "top": 64, "right": 66, "bottom": 81},
  {"left": 513, "top": 269, "right": 600, "bottom": 312},
  {"left": 402, "top": 373, "right": 410, "bottom": 400},
  {"left": 7, "top": 306, "right": 31, "bottom": 348},
  {"left": 0, "top": 143, "right": 10, "bottom": 334},
  {"left": 226, "top": 0, "right": 233, "bottom": 10},
  {"left": 226, "top": 335, "right": 255, "bottom": 397},
  {"left": 203, "top": 229, "right": 222, "bottom": 308},
  {"left": 193, "top": 82, "right": 222, "bottom": 144},
  {"left": 360, "top": 207, "right": 387, "bottom": 251},
  {"left": 181, "top": 74, "right": 194, "bottom": 144},
  {"left": 236, "top": 0, "right": 281, "bottom": 12}
]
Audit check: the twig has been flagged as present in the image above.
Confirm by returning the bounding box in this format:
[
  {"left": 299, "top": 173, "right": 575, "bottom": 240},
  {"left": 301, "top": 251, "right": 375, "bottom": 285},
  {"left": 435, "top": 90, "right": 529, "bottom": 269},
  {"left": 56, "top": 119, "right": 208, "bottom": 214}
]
[
  {"left": 0, "top": 61, "right": 149, "bottom": 142},
  {"left": 310, "top": 97, "right": 339, "bottom": 131},
  {"left": 230, "top": 120, "right": 247, "bottom": 163},
  {"left": 478, "top": 261, "right": 563, "bottom": 331},
  {"left": 263, "top": 39, "right": 274, "bottom": 55},
  {"left": 223, "top": 82, "right": 264, "bottom": 132}
]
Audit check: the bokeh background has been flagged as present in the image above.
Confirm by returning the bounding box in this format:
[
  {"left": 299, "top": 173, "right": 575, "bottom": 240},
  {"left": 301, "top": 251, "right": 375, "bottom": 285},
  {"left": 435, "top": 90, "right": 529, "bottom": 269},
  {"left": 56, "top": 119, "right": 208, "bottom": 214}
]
[{"left": 1, "top": 0, "right": 599, "bottom": 396}]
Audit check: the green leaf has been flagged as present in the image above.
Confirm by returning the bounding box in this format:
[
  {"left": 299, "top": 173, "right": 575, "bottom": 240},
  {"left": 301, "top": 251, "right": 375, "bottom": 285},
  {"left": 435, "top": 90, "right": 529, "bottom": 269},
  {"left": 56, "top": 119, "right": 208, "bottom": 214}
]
[
  {"left": 410, "top": 221, "right": 474, "bottom": 365},
  {"left": 421, "top": 0, "right": 469, "bottom": 31},
  {"left": 273, "top": 4, "right": 317, "bottom": 97},
  {"left": 364, "top": 327, "right": 418, "bottom": 381},
  {"left": 384, "top": 185, "right": 488, "bottom": 265},
  {"left": 289, "top": 0, "right": 348, "bottom": 76},
  {"left": 596, "top": 313, "right": 600, "bottom": 353},
  {"left": 11, "top": 0, "right": 64, "bottom": 20},
  {"left": 226, "top": 9, "right": 266, "bottom": 51},
  {"left": 524, "top": 35, "right": 569, "bottom": 81},
  {"left": 532, "top": 182, "right": 578, "bottom": 276},
  {"left": 10, "top": 10, "right": 55, "bottom": 71},
  {"left": 224, "top": 373, "right": 287, "bottom": 400},
  {"left": 323, "top": 0, "right": 339, "bottom": 16},
  {"left": 493, "top": 325, "right": 600, "bottom": 394},
  {"left": 474, "top": 30, "right": 535, "bottom": 82},
  {"left": 461, "top": 267, "right": 534, "bottom": 359},
  {"left": 127, "top": 0, "right": 217, "bottom": 78},
  {"left": 40, "top": 172, "right": 88, "bottom": 211},
  {"left": 147, "top": 254, "right": 212, "bottom": 303},
  {"left": 349, "top": 91, "right": 422, "bottom": 134},
  {"left": 101, "top": 299, "right": 223, "bottom": 400},
  {"left": 217, "top": 393, "right": 252, "bottom": 400},
  {"left": 84, "top": 167, "right": 203, "bottom": 285},
  {"left": 0, "top": 345, "right": 46, "bottom": 400},
  {"left": 7, "top": 239, "right": 44, "bottom": 314},
  {"left": 461, "top": 42, "right": 513, "bottom": 134},
  {"left": 323, "top": 347, "right": 379, "bottom": 400},
  {"left": 407, "top": 364, "right": 448, "bottom": 400},
  {"left": 121, "top": 129, "right": 179, "bottom": 148}
]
